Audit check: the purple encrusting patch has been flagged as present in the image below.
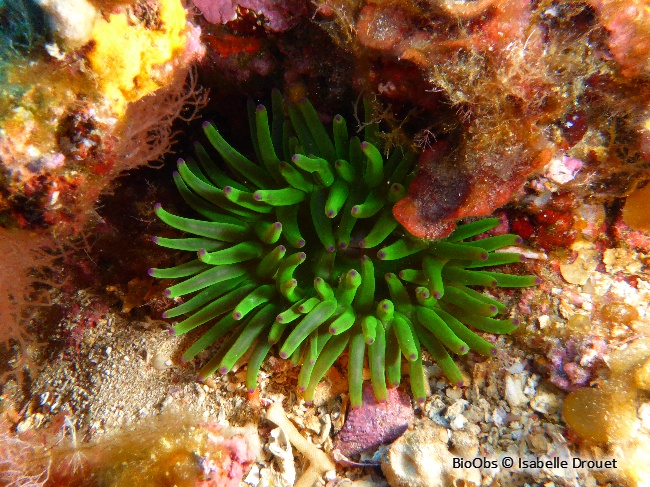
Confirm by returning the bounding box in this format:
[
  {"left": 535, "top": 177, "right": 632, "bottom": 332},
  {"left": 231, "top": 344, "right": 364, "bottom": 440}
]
[{"left": 334, "top": 384, "right": 414, "bottom": 458}]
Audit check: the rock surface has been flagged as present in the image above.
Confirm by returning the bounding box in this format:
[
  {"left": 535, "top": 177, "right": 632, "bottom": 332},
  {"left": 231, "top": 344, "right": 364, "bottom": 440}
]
[
  {"left": 334, "top": 385, "right": 414, "bottom": 458},
  {"left": 381, "top": 419, "right": 481, "bottom": 487}
]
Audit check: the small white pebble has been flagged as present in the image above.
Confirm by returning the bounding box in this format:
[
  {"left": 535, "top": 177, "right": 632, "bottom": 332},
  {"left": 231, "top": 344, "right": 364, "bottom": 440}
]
[
  {"left": 538, "top": 315, "right": 550, "bottom": 329},
  {"left": 152, "top": 354, "right": 170, "bottom": 370},
  {"left": 507, "top": 362, "right": 526, "bottom": 374},
  {"left": 505, "top": 375, "right": 528, "bottom": 408},
  {"left": 244, "top": 465, "right": 260, "bottom": 485},
  {"left": 16, "top": 416, "right": 33, "bottom": 434},
  {"left": 450, "top": 414, "right": 468, "bottom": 430}
]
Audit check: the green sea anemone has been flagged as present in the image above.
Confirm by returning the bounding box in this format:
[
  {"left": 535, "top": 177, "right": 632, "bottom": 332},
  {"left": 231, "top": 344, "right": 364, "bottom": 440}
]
[{"left": 150, "top": 91, "right": 538, "bottom": 406}]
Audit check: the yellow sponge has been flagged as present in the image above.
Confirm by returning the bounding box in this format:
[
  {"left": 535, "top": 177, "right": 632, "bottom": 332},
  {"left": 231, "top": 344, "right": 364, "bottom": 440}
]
[{"left": 88, "top": 0, "right": 187, "bottom": 116}]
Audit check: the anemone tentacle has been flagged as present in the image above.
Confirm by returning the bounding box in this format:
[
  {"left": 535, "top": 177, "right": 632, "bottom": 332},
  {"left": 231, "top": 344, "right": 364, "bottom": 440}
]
[{"left": 152, "top": 91, "right": 537, "bottom": 406}]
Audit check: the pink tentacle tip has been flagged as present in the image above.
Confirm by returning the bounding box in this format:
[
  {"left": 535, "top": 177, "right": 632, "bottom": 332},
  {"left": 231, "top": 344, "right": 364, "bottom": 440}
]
[
  {"left": 327, "top": 245, "right": 336, "bottom": 252},
  {"left": 162, "top": 311, "right": 169, "bottom": 319},
  {"left": 147, "top": 268, "right": 155, "bottom": 276},
  {"left": 177, "top": 158, "right": 185, "bottom": 166},
  {"left": 456, "top": 381, "right": 465, "bottom": 388},
  {"left": 304, "top": 401, "right": 312, "bottom": 406},
  {"left": 280, "top": 351, "right": 288, "bottom": 359},
  {"left": 360, "top": 141, "right": 369, "bottom": 149},
  {"left": 535, "top": 277, "right": 543, "bottom": 285},
  {"left": 151, "top": 236, "right": 158, "bottom": 244},
  {"left": 202, "top": 121, "right": 211, "bottom": 129},
  {"left": 219, "top": 366, "right": 229, "bottom": 375},
  {"left": 154, "top": 203, "right": 162, "bottom": 211},
  {"left": 168, "top": 328, "right": 175, "bottom": 336},
  {"left": 378, "top": 250, "right": 387, "bottom": 260},
  {"left": 489, "top": 347, "right": 498, "bottom": 356},
  {"left": 297, "top": 239, "right": 306, "bottom": 248},
  {"left": 515, "top": 236, "right": 524, "bottom": 244},
  {"left": 164, "top": 289, "right": 172, "bottom": 297},
  {"left": 256, "top": 104, "right": 265, "bottom": 112},
  {"left": 339, "top": 241, "right": 347, "bottom": 250},
  {"left": 298, "top": 386, "right": 306, "bottom": 392},
  {"left": 248, "top": 388, "right": 256, "bottom": 394},
  {"left": 233, "top": 311, "right": 243, "bottom": 320}
]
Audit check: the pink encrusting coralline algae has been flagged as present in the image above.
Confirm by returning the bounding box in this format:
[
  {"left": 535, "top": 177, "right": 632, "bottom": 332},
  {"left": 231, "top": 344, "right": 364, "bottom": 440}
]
[{"left": 334, "top": 385, "right": 414, "bottom": 458}]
